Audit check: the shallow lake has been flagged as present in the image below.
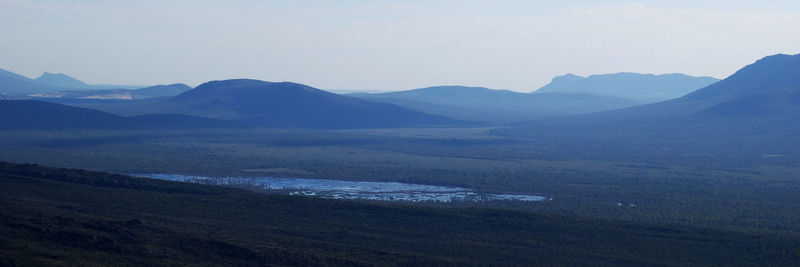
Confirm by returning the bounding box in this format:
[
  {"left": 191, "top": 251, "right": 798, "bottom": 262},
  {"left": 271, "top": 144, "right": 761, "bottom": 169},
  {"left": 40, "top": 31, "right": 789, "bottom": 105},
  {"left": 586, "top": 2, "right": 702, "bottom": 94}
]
[{"left": 135, "top": 174, "right": 550, "bottom": 203}]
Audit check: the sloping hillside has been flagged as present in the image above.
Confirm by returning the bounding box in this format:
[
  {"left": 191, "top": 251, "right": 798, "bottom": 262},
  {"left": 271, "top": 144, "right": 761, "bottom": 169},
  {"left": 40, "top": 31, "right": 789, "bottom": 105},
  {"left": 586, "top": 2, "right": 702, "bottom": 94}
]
[{"left": 0, "top": 100, "right": 225, "bottom": 129}]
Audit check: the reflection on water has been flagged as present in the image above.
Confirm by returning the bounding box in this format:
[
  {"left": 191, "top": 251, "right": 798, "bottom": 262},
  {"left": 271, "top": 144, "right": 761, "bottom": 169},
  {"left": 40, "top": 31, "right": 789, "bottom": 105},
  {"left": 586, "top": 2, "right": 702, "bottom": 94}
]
[{"left": 135, "top": 174, "right": 550, "bottom": 203}]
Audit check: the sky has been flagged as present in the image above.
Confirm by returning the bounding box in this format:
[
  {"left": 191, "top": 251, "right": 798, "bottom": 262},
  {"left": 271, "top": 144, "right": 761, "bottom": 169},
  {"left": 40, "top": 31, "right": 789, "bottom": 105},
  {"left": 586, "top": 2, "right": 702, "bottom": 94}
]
[{"left": 2, "top": 0, "right": 800, "bottom": 92}]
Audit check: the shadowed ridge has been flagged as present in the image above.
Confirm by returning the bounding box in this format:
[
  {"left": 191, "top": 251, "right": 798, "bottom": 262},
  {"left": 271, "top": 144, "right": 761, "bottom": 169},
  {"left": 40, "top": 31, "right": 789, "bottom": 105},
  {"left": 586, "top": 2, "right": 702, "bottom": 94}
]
[
  {"left": 0, "top": 100, "right": 228, "bottom": 129},
  {"left": 168, "top": 79, "right": 462, "bottom": 128},
  {"left": 503, "top": 53, "right": 800, "bottom": 136},
  {"left": 681, "top": 54, "right": 800, "bottom": 103},
  {"left": 0, "top": 100, "right": 129, "bottom": 129}
]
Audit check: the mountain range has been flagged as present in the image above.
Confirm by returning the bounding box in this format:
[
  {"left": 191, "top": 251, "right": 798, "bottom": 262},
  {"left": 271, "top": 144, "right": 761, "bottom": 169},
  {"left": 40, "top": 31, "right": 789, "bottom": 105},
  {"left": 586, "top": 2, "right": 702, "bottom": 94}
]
[
  {"left": 351, "top": 73, "right": 717, "bottom": 123},
  {"left": 0, "top": 100, "right": 227, "bottom": 130},
  {"left": 0, "top": 68, "right": 143, "bottom": 96},
  {"left": 496, "top": 53, "right": 800, "bottom": 163},
  {"left": 2, "top": 53, "right": 796, "bottom": 130},
  {"left": 533, "top": 72, "right": 719, "bottom": 102},
  {"left": 30, "top": 84, "right": 192, "bottom": 101},
  {"left": 164, "top": 79, "right": 460, "bottom": 128},
  {"left": 0, "top": 79, "right": 462, "bottom": 129},
  {"left": 2, "top": 67, "right": 721, "bottom": 124},
  {"left": 352, "top": 86, "right": 639, "bottom": 123},
  {"left": 543, "top": 54, "right": 800, "bottom": 128}
]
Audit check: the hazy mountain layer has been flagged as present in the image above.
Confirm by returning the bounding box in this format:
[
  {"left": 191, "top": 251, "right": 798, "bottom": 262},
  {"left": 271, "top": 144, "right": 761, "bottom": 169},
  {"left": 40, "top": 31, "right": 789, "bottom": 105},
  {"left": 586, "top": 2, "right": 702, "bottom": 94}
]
[
  {"left": 30, "top": 83, "right": 192, "bottom": 101},
  {"left": 5, "top": 79, "right": 463, "bottom": 129},
  {"left": 166, "top": 79, "right": 462, "bottom": 128},
  {"left": 33, "top": 72, "right": 90, "bottom": 88},
  {"left": 352, "top": 86, "right": 640, "bottom": 123},
  {"left": 534, "top": 72, "right": 719, "bottom": 102},
  {"left": 0, "top": 68, "right": 143, "bottom": 95}
]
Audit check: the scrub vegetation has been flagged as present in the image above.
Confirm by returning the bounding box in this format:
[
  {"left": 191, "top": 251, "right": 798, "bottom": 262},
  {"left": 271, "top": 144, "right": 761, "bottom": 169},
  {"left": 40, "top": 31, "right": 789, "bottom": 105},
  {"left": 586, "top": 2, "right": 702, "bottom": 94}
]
[{"left": 3, "top": 162, "right": 799, "bottom": 266}]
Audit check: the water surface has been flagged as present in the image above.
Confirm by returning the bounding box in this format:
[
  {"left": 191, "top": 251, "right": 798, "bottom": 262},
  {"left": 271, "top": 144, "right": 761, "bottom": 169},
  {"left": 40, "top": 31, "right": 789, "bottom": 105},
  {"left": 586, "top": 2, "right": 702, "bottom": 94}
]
[{"left": 136, "top": 174, "right": 549, "bottom": 203}]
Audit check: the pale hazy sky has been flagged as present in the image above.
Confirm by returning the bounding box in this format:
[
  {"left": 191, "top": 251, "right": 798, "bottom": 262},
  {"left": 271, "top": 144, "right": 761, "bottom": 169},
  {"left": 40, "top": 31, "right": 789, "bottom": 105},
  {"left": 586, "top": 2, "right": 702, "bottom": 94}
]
[{"left": 2, "top": 0, "right": 800, "bottom": 92}]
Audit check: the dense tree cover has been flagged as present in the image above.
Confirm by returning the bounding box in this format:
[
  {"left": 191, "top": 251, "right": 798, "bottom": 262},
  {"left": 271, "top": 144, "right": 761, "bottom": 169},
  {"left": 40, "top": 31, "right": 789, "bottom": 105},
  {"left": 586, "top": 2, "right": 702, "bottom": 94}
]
[
  {"left": 2, "top": 162, "right": 799, "bottom": 266},
  {"left": 2, "top": 128, "right": 800, "bottom": 236}
]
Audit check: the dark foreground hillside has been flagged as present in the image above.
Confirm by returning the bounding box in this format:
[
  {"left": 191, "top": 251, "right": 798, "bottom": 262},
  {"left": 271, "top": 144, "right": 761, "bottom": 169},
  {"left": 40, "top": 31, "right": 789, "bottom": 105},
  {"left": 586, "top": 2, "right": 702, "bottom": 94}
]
[{"left": 1, "top": 162, "right": 799, "bottom": 266}]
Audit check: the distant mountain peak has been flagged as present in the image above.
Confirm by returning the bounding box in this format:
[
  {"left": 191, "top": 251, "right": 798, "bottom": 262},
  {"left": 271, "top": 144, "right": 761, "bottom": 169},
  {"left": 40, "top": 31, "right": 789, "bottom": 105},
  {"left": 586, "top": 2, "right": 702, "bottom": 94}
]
[
  {"left": 408, "top": 85, "right": 497, "bottom": 94},
  {"left": 552, "top": 73, "right": 583, "bottom": 81},
  {"left": 0, "top": 68, "right": 144, "bottom": 95},
  {"left": 535, "top": 72, "right": 719, "bottom": 102},
  {"left": 34, "top": 72, "right": 89, "bottom": 88}
]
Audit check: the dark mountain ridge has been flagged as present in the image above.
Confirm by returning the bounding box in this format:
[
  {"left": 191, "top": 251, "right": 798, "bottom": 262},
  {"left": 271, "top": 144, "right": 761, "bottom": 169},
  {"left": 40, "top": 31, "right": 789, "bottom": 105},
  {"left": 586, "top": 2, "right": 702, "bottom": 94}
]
[
  {"left": 0, "top": 100, "right": 226, "bottom": 130},
  {"left": 683, "top": 54, "right": 800, "bottom": 104},
  {"left": 523, "top": 54, "right": 800, "bottom": 125},
  {"left": 617, "top": 54, "right": 800, "bottom": 122},
  {"left": 4, "top": 79, "right": 463, "bottom": 129},
  {"left": 498, "top": 54, "right": 800, "bottom": 164},
  {"left": 166, "top": 79, "right": 463, "bottom": 128}
]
